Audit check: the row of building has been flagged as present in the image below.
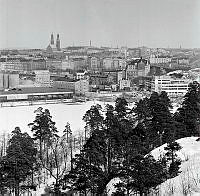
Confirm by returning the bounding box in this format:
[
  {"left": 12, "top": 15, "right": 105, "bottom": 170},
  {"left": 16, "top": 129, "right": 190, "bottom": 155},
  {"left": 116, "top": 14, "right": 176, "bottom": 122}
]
[
  {"left": 1, "top": 69, "right": 200, "bottom": 98},
  {"left": 150, "top": 54, "right": 189, "bottom": 65}
]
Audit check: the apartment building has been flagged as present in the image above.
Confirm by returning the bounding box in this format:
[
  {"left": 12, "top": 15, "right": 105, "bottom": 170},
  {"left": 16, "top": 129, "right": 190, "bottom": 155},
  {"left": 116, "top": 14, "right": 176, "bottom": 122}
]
[
  {"left": 151, "top": 75, "right": 191, "bottom": 97},
  {"left": 150, "top": 55, "right": 172, "bottom": 64},
  {"left": 52, "top": 78, "right": 89, "bottom": 95},
  {"left": 126, "top": 58, "right": 150, "bottom": 79},
  {"left": 34, "top": 70, "right": 51, "bottom": 87},
  {"left": 119, "top": 79, "right": 130, "bottom": 90}
]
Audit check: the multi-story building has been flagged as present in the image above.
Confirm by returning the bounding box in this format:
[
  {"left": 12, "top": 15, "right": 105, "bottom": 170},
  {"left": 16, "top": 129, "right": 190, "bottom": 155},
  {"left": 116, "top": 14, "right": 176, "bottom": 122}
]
[
  {"left": 103, "top": 70, "right": 124, "bottom": 85},
  {"left": 89, "top": 57, "right": 101, "bottom": 71},
  {"left": 0, "top": 58, "right": 22, "bottom": 72},
  {"left": 178, "top": 57, "right": 189, "bottom": 65},
  {"left": 118, "top": 59, "right": 126, "bottom": 69},
  {"left": 151, "top": 75, "right": 191, "bottom": 97},
  {"left": 46, "top": 59, "right": 62, "bottom": 71},
  {"left": 52, "top": 79, "right": 75, "bottom": 91},
  {"left": 34, "top": 70, "right": 51, "bottom": 87},
  {"left": 126, "top": 58, "right": 150, "bottom": 79},
  {"left": 0, "top": 57, "right": 47, "bottom": 72},
  {"left": 70, "top": 58, "right": 87, "bottom": 71},
  {"left": 75, "top": 79, "right": 89, "bottom": 95},
  {"left": 150, "top": 55, "right": 172, "bottom": 64},
  {"left": 52, "top": 78, "right": 89, "bottom": 95},
  {"left": 103, "top": 58, "right": 113, "bottom": 69},
  {"left": 102, "top": 57, "right": 126, "bottom": 70},
  {"left": 0, "top": 72, "right": 19, "bottom": 90},
  {"left": 119, "top": 79, "right": 130, "bottom": 90},
  {"left": 89, "top": 74, "right": 108, "bottom": 89},
  {"left": 20, "top": 59, "right": 32, "bottom": 72},
  {"left": 61, "top": 60, "right": 71, "bottom": 70},
  {"left": 32, "top": 59, "right": 46, "bottom": 70}
]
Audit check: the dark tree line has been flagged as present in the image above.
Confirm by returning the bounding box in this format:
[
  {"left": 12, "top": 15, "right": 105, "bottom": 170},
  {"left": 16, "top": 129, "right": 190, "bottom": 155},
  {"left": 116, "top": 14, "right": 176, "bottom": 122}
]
[{"left": 63, "top": 93, "right": 178, "bottom": 195}]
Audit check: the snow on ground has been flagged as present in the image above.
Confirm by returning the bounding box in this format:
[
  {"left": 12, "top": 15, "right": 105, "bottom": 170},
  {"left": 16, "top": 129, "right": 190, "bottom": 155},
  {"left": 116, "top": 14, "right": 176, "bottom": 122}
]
[
  {"left": 151, "top": 137, "right": 200, "bottom": 196},
  {"left": 0, "top": 100, "right": 134, "bottom": 136},
  {"left": 107, "top": 177, "right": 121, "bottom": 196},
  {"left": 30, "top": 148, "right": 81, "bottom": 196},
  {"left": 0, "top": 101, "right": 115, "bottom": 136}
]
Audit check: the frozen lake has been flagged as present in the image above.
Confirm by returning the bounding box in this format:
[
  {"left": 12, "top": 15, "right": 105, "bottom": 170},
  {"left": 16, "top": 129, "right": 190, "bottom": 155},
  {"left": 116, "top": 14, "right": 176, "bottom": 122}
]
[{"left": 0, "top": 101, "right": 114, "bottom": 136}]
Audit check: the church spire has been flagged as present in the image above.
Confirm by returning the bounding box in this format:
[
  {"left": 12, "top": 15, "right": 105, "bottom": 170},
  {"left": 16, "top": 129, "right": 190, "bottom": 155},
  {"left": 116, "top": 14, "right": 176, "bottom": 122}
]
[
  {"left": 56, "top": 33, "right": 61, "bottom": 51},
  {"left": 50, "top": 33, "right": 54, "bottom": 45}
]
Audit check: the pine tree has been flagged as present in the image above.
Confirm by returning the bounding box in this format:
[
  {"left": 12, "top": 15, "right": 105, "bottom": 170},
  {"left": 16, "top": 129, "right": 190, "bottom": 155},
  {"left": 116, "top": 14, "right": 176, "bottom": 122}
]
[
  {"left": 149, "top": 92, "right": 175, "bottom": 146},
  {"left": 0, "top": 161, "right": 7, "bottom": 195},
  {"left": 174, "top": 81, "right": 200, "bottom": 138},
  {"left": 65, "top": 100, "right": 132, "bottom": 195},
  {"left": 1, "top": 127, "right": 37, "bottom": 196},
  {"left": 115, "top": 154, "right": 168, "bottom": 196},
  {"left": 159, "top": 91, "right": 173, "bottom": 109},
  {"left": 164, "top": 141, "right": 182, "bottom": 177},
  {"left": 28, "top": 107, "right": 58, "bottom": 159},
  {"left": 115, "top": 97, "right": 128, "bottom": 119},
  {"left": 82, "top": 104, "right": 104, "bottom": 135},
  {"left": 134, "top": 92, "right": 175, "bottom": 150}
]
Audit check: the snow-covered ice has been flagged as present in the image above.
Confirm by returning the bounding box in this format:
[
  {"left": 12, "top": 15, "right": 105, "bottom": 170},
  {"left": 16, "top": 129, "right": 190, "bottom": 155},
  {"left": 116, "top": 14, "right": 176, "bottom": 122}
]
[{"left": 0, "top": 101, "right": 110, "bottom": 135}]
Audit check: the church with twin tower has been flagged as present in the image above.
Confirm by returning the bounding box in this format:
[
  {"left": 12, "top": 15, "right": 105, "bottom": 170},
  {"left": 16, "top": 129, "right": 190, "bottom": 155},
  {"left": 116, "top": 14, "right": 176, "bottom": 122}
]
[{"left": 46, "top": 33, "right": 61, "bottom": 52}]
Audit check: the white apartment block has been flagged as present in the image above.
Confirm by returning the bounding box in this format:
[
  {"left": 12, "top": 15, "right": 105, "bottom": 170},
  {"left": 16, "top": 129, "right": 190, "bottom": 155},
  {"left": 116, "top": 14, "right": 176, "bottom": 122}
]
[
  {"left": 151, "top": 75, "right": 191, "bottom": 97},
  {"left": 150, "top": 55, "right": 172, "bottom": 64},
  {"left": 119, "top": 79, "right": 130, "bottom": 90}
]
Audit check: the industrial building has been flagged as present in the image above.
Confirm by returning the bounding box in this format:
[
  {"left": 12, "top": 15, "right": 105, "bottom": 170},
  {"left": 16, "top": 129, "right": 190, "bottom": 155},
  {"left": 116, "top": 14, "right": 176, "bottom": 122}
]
[{"left": 0, "top": 72, "right": 19, "bottom": 90}]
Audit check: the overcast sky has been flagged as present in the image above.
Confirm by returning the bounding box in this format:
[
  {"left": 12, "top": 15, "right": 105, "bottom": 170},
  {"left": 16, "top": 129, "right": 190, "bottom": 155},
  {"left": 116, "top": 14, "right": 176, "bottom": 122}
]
[{"left": 0, "top": 0, "right": 200, "bottom": 49}]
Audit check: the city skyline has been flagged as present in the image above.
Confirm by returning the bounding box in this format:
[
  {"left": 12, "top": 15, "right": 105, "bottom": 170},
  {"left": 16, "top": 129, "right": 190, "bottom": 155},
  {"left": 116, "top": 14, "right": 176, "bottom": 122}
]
[{"left": 0, "top": 0, "right": 200, "bottom": 49}]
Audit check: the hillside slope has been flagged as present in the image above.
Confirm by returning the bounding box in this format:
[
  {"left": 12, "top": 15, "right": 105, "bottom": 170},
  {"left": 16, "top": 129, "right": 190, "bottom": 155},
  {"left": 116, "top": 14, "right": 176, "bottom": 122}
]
[
  {"left": 107, "top": 137, "right": 200, "bottom": 196},
  {"left": 151, "top": 137, "right": 200, "bottom": 196}
]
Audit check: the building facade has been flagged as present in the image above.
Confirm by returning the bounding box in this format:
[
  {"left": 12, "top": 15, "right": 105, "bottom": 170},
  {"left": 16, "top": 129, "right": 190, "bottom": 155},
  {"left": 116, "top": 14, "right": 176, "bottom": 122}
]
[
  {"left": 126, "top": 58, "right": 150, "bottom": 79},
  {"left": 150, "top": 55, "right": 172, "bottom": 64},
  {"left": 119, "top": 79, "right": 130, "bottom": 90},
  {"left": 151, "top": 75, "right": 191, "bottom": 97},
  {"left": 34, "top": 70, "right": 51, "bottom": 87},
  {"left": 75, "top": 79, "right": 89, "bottom": 95},
  {"left": 0, "top": 72, "right": 19, "bottom": 90}
]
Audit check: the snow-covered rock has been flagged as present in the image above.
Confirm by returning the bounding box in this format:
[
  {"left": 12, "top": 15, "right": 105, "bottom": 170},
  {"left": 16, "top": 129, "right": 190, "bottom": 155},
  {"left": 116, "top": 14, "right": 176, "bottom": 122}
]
[{"left": 152, "top": 137, "right": 200, "bottom": 196}]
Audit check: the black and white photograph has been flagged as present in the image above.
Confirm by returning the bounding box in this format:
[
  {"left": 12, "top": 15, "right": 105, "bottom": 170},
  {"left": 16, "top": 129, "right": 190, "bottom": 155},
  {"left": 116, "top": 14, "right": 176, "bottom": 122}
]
[{"left": 0, "top": 0, "right": 200, "bottom": 195}]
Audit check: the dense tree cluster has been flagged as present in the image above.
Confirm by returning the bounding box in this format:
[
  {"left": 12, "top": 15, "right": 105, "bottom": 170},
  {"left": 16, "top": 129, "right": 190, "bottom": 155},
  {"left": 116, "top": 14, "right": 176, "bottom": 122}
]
[
  {"left": 63, "top": 94, "right": 181, "bottom": 195},
  {"left": 0, "top": 127, "right": 37, "bottom": 195},
  {"left": 1, "top": 81, "right": 200, "bottom": 195}
]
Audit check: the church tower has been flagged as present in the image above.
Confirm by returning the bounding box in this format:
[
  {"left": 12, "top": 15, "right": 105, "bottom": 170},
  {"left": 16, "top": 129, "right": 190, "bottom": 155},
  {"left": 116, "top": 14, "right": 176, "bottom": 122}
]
[
  {"left": 56, "top": 34, "right": 61, "bottom": 51},
  {"left": 50, "top": 33, "right": 54, "bottom": 45}
]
